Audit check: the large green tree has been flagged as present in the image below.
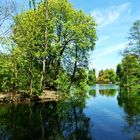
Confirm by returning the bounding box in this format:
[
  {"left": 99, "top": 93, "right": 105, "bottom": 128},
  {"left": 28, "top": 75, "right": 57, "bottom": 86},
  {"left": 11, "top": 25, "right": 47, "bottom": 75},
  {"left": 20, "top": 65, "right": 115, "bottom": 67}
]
[
  {"left": 117, "top": 54, "right": 140, "bottom": 90},
  {"left": 0, "top": 0, "right": 97, "bottom": 95},
  {"left": 117, "top": 20, "right": 140, "bottom": 91}
]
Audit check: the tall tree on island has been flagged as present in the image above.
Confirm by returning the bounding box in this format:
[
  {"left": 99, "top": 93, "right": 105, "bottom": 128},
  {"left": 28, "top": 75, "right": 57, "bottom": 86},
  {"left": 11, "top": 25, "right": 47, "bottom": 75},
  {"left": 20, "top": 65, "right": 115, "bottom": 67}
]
[{"left": 116, "top": 20, "right": 140, "bottom": 91}]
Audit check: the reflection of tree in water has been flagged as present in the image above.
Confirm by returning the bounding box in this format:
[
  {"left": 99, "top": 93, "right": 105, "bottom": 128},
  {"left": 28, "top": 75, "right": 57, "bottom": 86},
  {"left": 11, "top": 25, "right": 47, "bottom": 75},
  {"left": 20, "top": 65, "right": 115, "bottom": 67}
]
[
  {"left": 89, "top": 89, "right": 96, "bottom": 97},
  {"left": 58, "top": 100, "right": 92, "bottom": 140},
  {"left": 99, "top": 89, "right": 116, "bottom": 97},
  {"left": 0, "top": 125, "right": 11, "bottom": 140},
  {"left": 0, "top": 97, "right": 93, "bottom": 140},
  {"left": 117, "top": 91, "right": 140, "bottom": 140}
]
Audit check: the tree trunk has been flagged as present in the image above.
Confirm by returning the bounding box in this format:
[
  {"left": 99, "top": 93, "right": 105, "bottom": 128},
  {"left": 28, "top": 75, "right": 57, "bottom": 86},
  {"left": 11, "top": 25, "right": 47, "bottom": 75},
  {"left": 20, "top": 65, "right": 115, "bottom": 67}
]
[
  {"left": 70, "top": 45, "right": 78, "bottom": 87},
  {"left": 29, "top": 52, "right": 33, "bottom": 101},
  {"left": 55, "top": 45, "right": 66, "bottom": 79},
  {"left": 40, "top": 0, "right": 48, "bottom": 91},
  {"left": 29, "top": 67, "right": 33, "bottom": 100},
  {"left": 40, "top": 58, "right": 46, "bottom": 91}
]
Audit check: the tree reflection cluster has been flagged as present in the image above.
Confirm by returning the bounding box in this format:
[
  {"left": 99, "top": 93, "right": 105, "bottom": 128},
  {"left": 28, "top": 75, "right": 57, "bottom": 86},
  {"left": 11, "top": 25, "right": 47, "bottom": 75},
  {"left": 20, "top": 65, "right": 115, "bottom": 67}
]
[
  {"left": 89, "top": 85, "right": 140, "bottom": 140},
  {"left": 0, "top": 91, "right": 92, "bottom": 140},
  {"left": 118, "top": 90, "right": 140, "bottom": 140},
  {"left": 0, "top": 85, "right": 140, "bottom": 140}
]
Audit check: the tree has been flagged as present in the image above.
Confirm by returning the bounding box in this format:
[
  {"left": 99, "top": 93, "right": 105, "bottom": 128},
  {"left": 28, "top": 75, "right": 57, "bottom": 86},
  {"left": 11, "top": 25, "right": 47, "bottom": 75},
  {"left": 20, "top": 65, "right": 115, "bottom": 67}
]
[
  {"left": 97, "top": 69, "right": 116, "bottom": 84},
  {"left": 116, "top": 63, "right": 122, "bottom": 84},
  {"left": 128, "top": 20, "right": 140, "bottom": 58},
  {"left": 0, "top": 0, "right": 97, "bottom": 95},
  {"left": 29, "top": 0, "right": 36, "bottom": 9},
  {"left": 40, "top": 0, "right": 49, "bottom": 91},
  {"left": 107, "top": 69, "right": 116, "bottom": 84},
  {"left": 13, "top": 0, "right": 97, "bottom": 90},
  {"left": 119, "top": 20, "right": 140, "bottom": 91},
  {"left": 88, "top": 69, "right": 96, "bottom": 85},
  {"left": 0, "top": 0, "right": 15, "bottom": 37},
  {"left": 119, "top": 54, "right": 140, "bottom": 90}
]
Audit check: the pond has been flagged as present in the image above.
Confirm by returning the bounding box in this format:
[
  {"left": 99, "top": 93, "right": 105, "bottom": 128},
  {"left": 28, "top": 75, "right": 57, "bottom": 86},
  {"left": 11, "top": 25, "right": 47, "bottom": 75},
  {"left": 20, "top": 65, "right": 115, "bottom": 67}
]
[{"left": 0, "top": 84, "right": 140, "bottom": 140}]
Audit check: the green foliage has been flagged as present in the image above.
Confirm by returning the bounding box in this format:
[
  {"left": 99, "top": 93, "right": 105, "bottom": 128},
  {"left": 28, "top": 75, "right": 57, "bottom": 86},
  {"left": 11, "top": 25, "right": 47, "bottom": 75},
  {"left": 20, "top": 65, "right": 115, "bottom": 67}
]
[
  {"left": 74, "top": 68, "right": 88, "bottom": 89},
  {"left": 117, "top": 54, "right": 140, "bottom": 90},
  {"left": 117, "top": 20, "right": 140, "bottom": 91},
  {"left": 55, "top": 72, "right": 70, "bottom": 93},
  {"left": 128, "top": 20, "right": 140, "bottom": 57},
  {"left": 0, "top": 0, "right": 97, "bottom": 96},
  {"left": 89, "top": 89, "right": 96, "bottom": 96},
  {"left": 69, "top": 68, "right": 88, "bottom": 101},
  {"left": 87, "top": 69, "right": 96, "bottom": 85},
  {"left": 116, "top": 63, "right": 122, "bottom": 83},
  {"left": 97, "top": 69, "right": 116, "bottom": 84},
  {"left": 118, "top": 90, "right": 140, "bottom": 116}
]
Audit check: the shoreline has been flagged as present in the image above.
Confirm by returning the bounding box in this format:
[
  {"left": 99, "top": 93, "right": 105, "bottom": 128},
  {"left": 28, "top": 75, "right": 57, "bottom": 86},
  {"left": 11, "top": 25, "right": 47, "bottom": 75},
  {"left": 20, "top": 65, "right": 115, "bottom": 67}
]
[{"left": 0, "top": 90, "right": 59, "bottom": 103}]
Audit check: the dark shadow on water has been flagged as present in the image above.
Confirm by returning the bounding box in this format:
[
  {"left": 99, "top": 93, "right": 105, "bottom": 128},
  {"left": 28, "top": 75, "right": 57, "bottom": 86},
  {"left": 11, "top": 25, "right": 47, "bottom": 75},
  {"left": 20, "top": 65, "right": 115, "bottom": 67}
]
[
  {"left": 0, "top": 99, "right": 94, "bottom": 140},
  {"left": 117, "top": 90, "right": 140, "bottom": 140},
  {"left": 89, "top": 89, "right": 96, "bottom": 97},
  {"left": 0, "top": 85, "right": 140, "bottom": 140}
]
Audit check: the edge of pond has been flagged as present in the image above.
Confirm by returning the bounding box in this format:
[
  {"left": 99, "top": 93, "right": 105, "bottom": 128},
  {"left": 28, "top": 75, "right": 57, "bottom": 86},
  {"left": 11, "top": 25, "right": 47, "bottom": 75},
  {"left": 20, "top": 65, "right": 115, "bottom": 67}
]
[{"left": 0, "top": 90, "right": 59, "bottom": 103}]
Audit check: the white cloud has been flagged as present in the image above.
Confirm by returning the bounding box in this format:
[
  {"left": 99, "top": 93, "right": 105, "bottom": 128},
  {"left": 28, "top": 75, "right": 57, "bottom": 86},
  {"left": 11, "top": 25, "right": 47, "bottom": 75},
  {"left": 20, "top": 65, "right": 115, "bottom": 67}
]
[
  {"left": 96, "top": 35, "right": 110, "bottom": 45},
  {"left": 91, "top": 2, "right": 131, "bottom": 27},
  {"left": 95, "top": 42, "right": 129, "bottom": 58},
  {"left": 89, "top": 42, "right": 130, "bottom": 74}
]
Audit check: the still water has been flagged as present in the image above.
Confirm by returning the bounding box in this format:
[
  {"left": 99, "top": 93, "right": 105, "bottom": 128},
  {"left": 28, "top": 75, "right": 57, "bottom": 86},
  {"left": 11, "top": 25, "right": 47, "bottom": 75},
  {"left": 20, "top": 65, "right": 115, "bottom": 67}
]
[{"left": 0, "top": 84, "right": 140, "bottom": 140}]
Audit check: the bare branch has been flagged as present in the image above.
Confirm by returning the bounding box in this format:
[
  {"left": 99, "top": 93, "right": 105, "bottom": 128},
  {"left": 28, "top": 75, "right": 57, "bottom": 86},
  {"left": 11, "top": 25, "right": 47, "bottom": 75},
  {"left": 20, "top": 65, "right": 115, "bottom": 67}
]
[{"left": 0, "top": 0, "right": 15, "bottom": 35}]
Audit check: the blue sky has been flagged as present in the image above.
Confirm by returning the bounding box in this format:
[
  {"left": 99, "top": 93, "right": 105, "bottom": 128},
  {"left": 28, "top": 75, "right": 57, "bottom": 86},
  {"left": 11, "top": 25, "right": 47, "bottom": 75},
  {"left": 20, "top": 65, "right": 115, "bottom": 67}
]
[{"left": 69, "top": 0, "right": 140, "bottom": 73}]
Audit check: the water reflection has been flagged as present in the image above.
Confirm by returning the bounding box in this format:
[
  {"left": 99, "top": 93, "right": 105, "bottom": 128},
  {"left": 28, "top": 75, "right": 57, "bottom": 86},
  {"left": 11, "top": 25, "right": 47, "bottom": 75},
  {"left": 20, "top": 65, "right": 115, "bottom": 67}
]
[
  {"left": 89, "top": 89, "right": 96, "bottom": 97},
  {"left": 90, "top": 84, "right": 118, "bottom": 97},
  {"left": 87, "top": 84, "right": 140, "bottom": 140},
  {"left": 89, "top": 89, "right": 116, "bottom": 97},
  {"left": 118, "top": 91, "right": 140, "bottom": 116},
  {"left": 99, "top": 89, "right": 116, "bottom": 97},
  {"left": 58, "top": 101, "right": 92, "bottom": 140},
  {"left": 0, "top": 98, "right": 93, "bottom": 140},
  {"left": 0, "top": 85, "right": 140, "bottom": 140},
  {"left": 117, "top": 91, "right": 140, "bottom": 140}
]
